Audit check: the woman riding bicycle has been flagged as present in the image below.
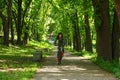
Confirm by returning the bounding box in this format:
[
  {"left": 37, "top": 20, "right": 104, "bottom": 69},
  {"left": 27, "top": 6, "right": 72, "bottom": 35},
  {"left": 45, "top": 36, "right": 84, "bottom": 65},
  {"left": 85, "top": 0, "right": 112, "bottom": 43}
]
[{"left": 54, "top": 32, "right": 65, "bottom": 65}]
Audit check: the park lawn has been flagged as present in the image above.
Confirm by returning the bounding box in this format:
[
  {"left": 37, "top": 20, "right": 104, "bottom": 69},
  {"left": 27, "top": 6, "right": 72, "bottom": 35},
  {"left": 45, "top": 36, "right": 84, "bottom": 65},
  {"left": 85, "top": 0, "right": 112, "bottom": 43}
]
[{"left": 0, "top": 41, "right": 53, "bottom": 80}]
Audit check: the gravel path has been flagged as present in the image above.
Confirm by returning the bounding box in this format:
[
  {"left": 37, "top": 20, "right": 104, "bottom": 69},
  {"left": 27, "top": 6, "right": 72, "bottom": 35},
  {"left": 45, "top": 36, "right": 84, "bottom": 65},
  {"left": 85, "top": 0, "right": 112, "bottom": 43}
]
[{"left": 31, "top": 46, "right": 117, "bottom": 80}]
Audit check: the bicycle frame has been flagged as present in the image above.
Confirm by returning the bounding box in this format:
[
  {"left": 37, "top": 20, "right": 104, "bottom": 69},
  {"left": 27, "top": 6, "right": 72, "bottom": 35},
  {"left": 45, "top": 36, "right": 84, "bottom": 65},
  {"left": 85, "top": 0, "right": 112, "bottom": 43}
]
[{"left": 57, "top": 45, "right": 64, "bottom": 64}]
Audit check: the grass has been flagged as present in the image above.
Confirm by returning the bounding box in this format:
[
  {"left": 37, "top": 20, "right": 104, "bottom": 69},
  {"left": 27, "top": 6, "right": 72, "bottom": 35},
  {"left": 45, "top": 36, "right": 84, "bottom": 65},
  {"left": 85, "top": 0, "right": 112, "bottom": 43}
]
[{"left": 0, "top": 41, "right": 53, "bottom": 80}]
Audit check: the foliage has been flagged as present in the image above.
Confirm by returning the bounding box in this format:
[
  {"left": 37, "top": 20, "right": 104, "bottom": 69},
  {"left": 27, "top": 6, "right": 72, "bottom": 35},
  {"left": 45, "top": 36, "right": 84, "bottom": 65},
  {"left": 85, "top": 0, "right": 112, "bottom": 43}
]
[
  {"left": 28, "top": 40, "right": 54, "bottom": 50},
  {"left": 0, "top": 0, "right": 119, "bottom": 79}
]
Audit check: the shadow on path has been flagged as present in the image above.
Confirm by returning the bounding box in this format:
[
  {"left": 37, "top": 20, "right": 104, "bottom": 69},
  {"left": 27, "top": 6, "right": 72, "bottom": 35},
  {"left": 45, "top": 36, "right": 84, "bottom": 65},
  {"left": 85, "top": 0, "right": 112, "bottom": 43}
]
[{"left": 31, "top": 46, "right": 117, "bottom": 80}]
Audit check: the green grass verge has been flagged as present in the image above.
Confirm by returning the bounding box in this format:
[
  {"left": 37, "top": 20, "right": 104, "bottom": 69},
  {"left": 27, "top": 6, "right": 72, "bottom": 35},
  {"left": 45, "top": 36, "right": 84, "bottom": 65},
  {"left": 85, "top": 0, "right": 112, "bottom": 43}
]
[{"left": 0, "top": 41, "right": 53, "bottom": 80}]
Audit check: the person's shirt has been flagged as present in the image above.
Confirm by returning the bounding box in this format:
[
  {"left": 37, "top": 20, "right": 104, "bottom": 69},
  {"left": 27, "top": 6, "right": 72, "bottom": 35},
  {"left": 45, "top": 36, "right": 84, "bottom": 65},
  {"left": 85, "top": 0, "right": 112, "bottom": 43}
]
[{"left": 54, "top": 37, "right": 65, "bottom": 46}]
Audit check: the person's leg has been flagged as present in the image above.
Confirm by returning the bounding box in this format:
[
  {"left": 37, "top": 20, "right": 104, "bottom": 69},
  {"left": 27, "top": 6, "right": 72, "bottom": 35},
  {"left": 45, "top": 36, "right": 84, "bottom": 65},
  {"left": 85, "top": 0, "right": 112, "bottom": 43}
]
[
  {"left": 62, "top": 45, "right": 64, "bottom": 57},
  {"left": 57, "top": 46, "right": 62, "bottom": 65}
]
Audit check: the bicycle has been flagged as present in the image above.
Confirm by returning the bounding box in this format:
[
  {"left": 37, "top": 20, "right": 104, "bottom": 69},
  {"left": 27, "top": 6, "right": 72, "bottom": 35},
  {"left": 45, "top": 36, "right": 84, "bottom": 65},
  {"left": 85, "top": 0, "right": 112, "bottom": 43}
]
[{"left": 57, "top": 45, "right": 64, "bottom": 65}]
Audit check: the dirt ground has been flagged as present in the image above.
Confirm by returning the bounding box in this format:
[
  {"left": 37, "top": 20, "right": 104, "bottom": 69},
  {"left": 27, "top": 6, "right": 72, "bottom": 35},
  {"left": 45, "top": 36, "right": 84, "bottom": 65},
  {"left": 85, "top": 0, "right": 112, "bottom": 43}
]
[{"left": 31, "top": 46, "right": 117, "bottom": 80}]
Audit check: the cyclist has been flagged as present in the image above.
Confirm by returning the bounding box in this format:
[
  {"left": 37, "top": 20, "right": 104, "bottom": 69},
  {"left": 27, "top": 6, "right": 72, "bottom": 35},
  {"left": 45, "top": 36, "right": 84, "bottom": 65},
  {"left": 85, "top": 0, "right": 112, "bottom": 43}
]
[{"left": 54, "top": 32, "right": 65, "bottom": 65}]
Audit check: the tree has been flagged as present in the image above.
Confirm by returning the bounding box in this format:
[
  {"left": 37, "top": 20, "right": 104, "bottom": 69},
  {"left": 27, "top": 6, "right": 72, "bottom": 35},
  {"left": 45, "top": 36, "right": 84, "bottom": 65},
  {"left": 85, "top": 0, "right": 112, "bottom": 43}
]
[
  {"left": 8, "top": 0, "right": 12, "bottom": 45},
  {"left": 0, "top": 12, "right": 9, "bottom": 46},
  {"left": 16, "top": 0, "right": 22, "bottom": 45},
  {"left": 22, "top": 0, "right": 32, "bottom": 44},
  {"left": 112, "top": 10, "right": 120, "bottom": 63},
  {"left": 0, "top": 0, "right": 10, "bottom": 46},
  {"left": 83, "top": 0, "right": 93, "bottom": 52},
  {"left": 114, "top": 0, "right": 120, "bottom": 22},
  {"left": 113, "top": 1, "right": 120, "bottom": 62},
  {"left": 71, "top": 10, "right": 82, "bottom": 52},
  {"left": 92, "top": 0, "right": 112, "bottom": 62}
]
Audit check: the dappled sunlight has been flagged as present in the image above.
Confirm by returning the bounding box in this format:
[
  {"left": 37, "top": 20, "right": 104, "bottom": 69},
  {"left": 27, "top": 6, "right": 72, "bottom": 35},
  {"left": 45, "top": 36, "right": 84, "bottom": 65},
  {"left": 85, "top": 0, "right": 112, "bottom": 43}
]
[
  {"left": 64, "top": 56, "right": 87, "bottom": 60},
  {"left": 32, "top": 47, "right": 117, "bottom": 80},
  {"left": 0, "top": 59, "right": 7, "bottom": 63},
  {"left": 81, "top": 73, "right": 104, "bottom": 77},
  {"left": 0, "top": 49, "right": 26, "bottom": 54},
  {"left": 35, "top": 63, "right": 108, "bottom": 79},
  {"left": 0, "top": 68, "right": 24, "bottom": 72},
  {"left": 1, "top": 48, "right": 9, "bottom": 51},
  {"left": 39, "top": 65, "right": 86, "bottom": 73},
  {"left": 36, "top": 65, "right": 109, "bottom": 80},
  {"left": 60, "top": 65, "right": 86, "bottom": 71},
  {"left": 0, "top": 42, "right": 52, "bottom": 79},
  {"left": 34, "top": 63, "right": 115, "bottom": 80},
  {"left": 17, "top": 49, "right": 28, "bottom": 53},
  {"left": 39, "top": 67, "right": 62, "bottom": 72}
]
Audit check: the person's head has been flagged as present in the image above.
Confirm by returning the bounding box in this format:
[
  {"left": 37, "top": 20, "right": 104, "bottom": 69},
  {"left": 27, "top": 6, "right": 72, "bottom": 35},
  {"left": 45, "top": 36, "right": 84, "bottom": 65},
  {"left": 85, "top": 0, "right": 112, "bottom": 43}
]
[{"left": 57, "top": 32, "right": 63, "bottom": 39}]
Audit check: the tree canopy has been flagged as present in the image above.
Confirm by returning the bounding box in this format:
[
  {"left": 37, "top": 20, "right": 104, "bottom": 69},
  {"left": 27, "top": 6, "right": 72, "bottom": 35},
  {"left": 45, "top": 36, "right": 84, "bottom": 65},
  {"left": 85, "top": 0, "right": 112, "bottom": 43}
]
[{"left": 0, "top": 0, "right": 120, "bottom": 63}]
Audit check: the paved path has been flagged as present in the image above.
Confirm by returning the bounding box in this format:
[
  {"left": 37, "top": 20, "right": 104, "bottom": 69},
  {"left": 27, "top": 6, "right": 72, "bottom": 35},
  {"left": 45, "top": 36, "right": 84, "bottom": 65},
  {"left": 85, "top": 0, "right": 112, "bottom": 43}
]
[{"left": 31, "top": 46, "right": 117, "bottom": 80}]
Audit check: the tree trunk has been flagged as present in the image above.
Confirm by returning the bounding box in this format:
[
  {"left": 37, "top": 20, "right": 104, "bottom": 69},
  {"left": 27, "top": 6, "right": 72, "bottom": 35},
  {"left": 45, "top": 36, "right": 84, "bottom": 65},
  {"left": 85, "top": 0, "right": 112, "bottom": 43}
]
[
  {"left": 12, "top": 11, "right": 17, "bottom": 44},
  {"left": 92, "top": 0, "right": 112, "bottom": 62},
  {"left": 112, "top": 10, "right": 120, "bottom": 63},
  {"left": 84, "top": 0, "right": 93, "bottom": 52},
  {"left": 114, "top": 0, "right": 120, "bottom": 22},
  {"left": 23, "top": 32, "right": 29, "bottom": 45},
  {"left": 73, "top": 32, "right": 77, "bottom": 50},
  {"left": 0, "top": 12, "right": 9, "bottom": 46},
  {"left": 84, "top": 13, "right": 93, "bottom": 52},
  {"left": 21, "top": 0, "right": 32, "bottom": 45},
  {"left": 114, "top": 0, "right": 120, "bottom": 59},
  {"left": 8, "top": 0, "right": 13, "bottom": 45},
  {"left": 17, "top": 0, "right": 22, "bottom": 45},
  {"left": 23, "top": 27, "right": 29, "bottom": 45},
  {"left": 10, "top": 20, "right": 14, "bottom": 44}
]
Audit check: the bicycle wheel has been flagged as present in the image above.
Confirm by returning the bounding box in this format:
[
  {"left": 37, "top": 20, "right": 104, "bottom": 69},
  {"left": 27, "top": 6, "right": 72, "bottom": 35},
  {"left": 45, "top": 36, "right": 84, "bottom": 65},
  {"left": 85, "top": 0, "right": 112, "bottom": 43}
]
[{"left": 57, "top": 46, "right": 63, "bottom": 64}]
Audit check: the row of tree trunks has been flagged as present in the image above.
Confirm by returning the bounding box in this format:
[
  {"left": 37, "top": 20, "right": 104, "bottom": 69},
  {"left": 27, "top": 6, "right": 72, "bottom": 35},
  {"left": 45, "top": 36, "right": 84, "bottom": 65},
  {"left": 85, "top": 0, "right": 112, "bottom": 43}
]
[
  {"left": 0, "top": 0, "right": 43, "bottom": 46},
  {"left": 71, "top": 10, "right": 82, "bottom": 52},
  {"left": 0, "top": 0, "right": 12, "bottom": 46},
  {"left": 92, "top": 0, "right": 112, "bottom": 62},
  {"left": 92, "top": 0, "right": 120, "bottom": 63}
]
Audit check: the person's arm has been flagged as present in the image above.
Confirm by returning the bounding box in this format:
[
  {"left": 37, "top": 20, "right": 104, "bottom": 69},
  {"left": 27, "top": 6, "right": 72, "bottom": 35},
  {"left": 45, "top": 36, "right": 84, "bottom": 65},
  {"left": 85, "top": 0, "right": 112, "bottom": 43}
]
[
  {"left": 54, "top": 37, "right": 57, "bottom": 45},
  {"left": 62, "top": 37, "right": 65, "bottom": 46}
]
